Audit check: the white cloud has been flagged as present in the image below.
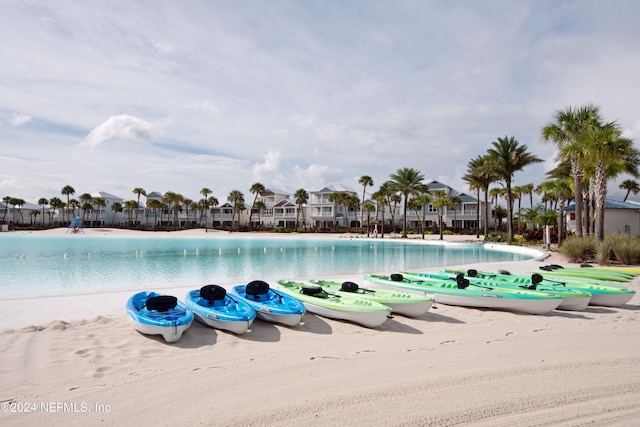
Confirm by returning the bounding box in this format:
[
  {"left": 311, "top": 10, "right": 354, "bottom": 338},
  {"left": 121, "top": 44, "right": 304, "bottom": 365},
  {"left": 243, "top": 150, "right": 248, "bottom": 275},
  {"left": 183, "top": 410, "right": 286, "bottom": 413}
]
[
  {"left": 10, "top": 113, "right": 32, "bottom": 126},
  {"left": 82, "top": 115, "right": 152, "bottom": 149}
]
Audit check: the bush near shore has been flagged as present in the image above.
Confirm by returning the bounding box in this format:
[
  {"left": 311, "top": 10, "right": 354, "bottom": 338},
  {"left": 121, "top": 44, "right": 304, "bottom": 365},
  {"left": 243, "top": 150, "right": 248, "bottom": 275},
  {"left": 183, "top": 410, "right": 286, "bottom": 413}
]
[{"left": 560, "top": 234, "right": 640, "bottom": 265}]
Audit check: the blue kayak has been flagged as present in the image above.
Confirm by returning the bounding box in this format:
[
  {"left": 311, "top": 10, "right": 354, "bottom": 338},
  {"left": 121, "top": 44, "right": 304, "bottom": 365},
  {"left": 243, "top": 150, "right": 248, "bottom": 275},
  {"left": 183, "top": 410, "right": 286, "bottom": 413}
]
[
  {"left": 185, "top": 285, "right": 256, "bottom": 335},
  {"left": 230, "top": 280, "right": 306, "bottom": 327},
  {"left": 126, "top": 291, "right": 194, "bottom": 343}
]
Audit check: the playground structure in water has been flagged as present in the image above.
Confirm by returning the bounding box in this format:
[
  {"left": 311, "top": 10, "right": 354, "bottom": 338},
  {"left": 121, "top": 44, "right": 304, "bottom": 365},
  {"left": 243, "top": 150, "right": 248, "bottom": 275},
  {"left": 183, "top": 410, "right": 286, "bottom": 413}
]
[{"left": 66, "top": 216, "right": 84, "bottom": 234}]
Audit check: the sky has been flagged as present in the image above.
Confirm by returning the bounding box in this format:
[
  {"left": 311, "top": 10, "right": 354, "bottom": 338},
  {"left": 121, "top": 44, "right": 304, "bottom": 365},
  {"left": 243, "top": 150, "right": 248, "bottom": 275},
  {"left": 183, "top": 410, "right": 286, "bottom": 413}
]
[{"left": 2, "top": 0, "right": 640, "bottom": 206}]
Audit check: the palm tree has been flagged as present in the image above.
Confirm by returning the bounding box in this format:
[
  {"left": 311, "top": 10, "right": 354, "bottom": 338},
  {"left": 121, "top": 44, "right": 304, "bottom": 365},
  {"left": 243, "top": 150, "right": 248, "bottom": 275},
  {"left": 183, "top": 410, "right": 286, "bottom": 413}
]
[
  {"left": 124, "top": 200, "right": 138, "bottom": 228},
  {"left": 542, "top": 104, "right": 603, "bottom": 237},
  {"left": 249, "top": 182, "right": 265, "bottom": 230},
  {"left": 200, "top": 187, "right": 212, "bottom": 230},
  {"left": 464, "top": 155, "right": 499, "bottom": 237},
  {"left": 328, "top": 191, "right": 347, "bottom": 230},
  {"left": 93, "top": 197, "right": 106, "bottom": 227},
  {"left": 486, "top": 136, "right": 544, "bottom": 243},
  {"left": 569, "top": 121, "right": 640, "bottom": 241},
  {"left": 227, "top": 190, "right": 245, "bottom": 231},
  {"left": 372, "top": 191, "right": 387, "bottom": 238},
  {"left": 208, "top": 197, "right": 219, "bottom": 229},
  {"left": 344, "top": 194, "right": 360, "bottom": 233},
  {"left": 450, "top": 195, "right": 462, "bottom": 232},
  {"left": 38, "top": 198, "right": 48, "bottom": 228},
  {"left": 254, "top": 200, "right": 266, "bottom": 228},
  {"left": 522, "top": 183, "right": 535, "bottom": 209},
  {"left": 362, "top": 202, "right": 376, "bottom": 237},
  {"left": 358, "top": 175, "right": 373, "bottom": 233},
  {"left": 294, "top": 188, "right": 309, "bottom": 230},
  {"left": 620, "top": 179, "right": 640, "bottom": 202},
  {"left": 111, "top": 202, "right": 123, "bottom": 225},
  {"left": 2, "top": 195, "right": 10, "bottom": 223},
  {"left": 408, "top": 194, "right": 431, "bottom": 239},
  {"left": 432, "top": 190, "right": 453, "bottom": 241},
  {"left": 48, "top": 197, "right": 63, "bottom": 227},
  {"left": 132, "top": 188, "right": 146, "bottom": 226},
  {"left": 388, "top": 167, "right": 427, "bottom": 238},
  {"left": 79, "top": 193, "right": 92, "bottom": 224},
  {"left": 61, "top": 185, "right": 75, "bottom": 223}
]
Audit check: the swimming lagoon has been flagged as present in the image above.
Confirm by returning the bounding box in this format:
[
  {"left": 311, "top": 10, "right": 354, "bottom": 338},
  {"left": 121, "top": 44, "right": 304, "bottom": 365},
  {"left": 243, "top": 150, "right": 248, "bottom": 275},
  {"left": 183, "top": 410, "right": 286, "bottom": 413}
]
[{"left": 0, "top": 234, "right": 533, "bottom": 298}]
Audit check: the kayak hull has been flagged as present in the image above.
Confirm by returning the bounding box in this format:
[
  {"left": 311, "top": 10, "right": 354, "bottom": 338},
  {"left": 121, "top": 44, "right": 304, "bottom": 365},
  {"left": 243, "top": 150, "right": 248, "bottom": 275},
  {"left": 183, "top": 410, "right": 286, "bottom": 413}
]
[
  {"left": 364, "top": 274, "right": 562, "bottom": 315},
  {"left": 185, "top": 289, "right": 256, "bottom": 335},
  {"left": 272, "top": 280, "right": 391, "bottom": 328},
  {"left": 126, "top": 291, "right": 194, "bottom": 343},
  {"left": 229, "top": 284, "right": 306, "bottom": 327},
  {"left": 306, "top": 279, "right": 433, "bottom": 317}
]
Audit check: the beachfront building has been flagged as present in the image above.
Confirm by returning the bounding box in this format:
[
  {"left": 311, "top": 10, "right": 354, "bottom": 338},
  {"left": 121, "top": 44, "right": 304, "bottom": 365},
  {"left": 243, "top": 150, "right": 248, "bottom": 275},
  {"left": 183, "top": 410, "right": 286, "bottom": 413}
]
[
  {"left": 249, "top": 188, "right": 300, "bottom": 229},
  {"left": 88, "top": 191, "right": 125, "bottom": 226},
  {"left": 404, "top": 180, "right": 483, "bottom": 233},
  {"left": 565, "top": 199, "right": 640, "bottom": 236},
  {"left": 308, "top": 184, "right": 360, "bottom": 230}
]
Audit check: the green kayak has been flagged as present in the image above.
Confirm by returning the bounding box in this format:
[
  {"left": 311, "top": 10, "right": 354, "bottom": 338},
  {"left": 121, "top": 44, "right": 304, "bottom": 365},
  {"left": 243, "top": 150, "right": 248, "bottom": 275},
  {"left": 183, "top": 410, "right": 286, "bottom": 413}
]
[
  {"left": 305, "top": 279, "right": 434, "bottom": 317},
  {"left": 271, "top": 280, "right": 392, "bottom": 328},
  {"left": 439, "top": 268, "right": 636, "bottom": 307},
  {"left": 363, "top": 273, "right": 562, "bottom": 315}
]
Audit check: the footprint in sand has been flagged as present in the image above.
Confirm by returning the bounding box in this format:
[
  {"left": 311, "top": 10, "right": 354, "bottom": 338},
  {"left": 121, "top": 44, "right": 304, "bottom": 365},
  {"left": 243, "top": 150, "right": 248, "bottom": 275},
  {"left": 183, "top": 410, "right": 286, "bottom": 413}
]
[{"left": 93, "top": 366, "right": 111, "bottom": 378}]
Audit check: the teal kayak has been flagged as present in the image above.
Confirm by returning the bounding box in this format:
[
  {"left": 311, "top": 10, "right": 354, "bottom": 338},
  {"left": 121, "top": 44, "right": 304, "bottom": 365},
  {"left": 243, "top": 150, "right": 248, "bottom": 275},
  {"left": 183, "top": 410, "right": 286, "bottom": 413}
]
[
  {"left": 363, "top": 273, "right": 563, "bottom": 315},
  {"left": 429, "top": 270, "right": 591, "bottom": 311},
  {"left": 272, "top": 280, "right": 392, "bottom": 328},
  {"left": 439, "top": 268, "right": 636, "bottom": 307},
  {"left": 305, "top": 279, "right": 434, "bottom": 317},
  {"left": 537, "top": 265, "right": 635, "bottom": 282}
]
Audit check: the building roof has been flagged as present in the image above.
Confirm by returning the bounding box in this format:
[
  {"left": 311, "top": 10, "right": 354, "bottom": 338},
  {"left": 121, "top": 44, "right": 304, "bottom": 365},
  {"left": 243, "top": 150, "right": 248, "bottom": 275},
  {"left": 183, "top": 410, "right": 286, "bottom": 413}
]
[{"left": 565, "top": 198, "right": 640, "bottom": 211}]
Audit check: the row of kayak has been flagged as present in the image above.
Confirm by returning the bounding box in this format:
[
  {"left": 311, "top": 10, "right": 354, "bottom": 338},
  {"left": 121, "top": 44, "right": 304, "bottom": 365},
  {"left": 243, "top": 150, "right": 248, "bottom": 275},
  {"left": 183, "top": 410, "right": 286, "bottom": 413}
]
[
  {"left": 126, "top": 280, "right": 434, "bottom": 342},
  {"left": 126, "top": 265, "right": 636, "bottom": 343}
]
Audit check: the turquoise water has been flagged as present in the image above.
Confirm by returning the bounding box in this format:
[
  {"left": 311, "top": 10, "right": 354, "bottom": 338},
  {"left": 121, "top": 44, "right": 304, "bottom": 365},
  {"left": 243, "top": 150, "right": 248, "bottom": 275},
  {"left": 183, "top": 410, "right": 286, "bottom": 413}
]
[{"left": 0, "top": 235, "right": 531, "bottom": 298}]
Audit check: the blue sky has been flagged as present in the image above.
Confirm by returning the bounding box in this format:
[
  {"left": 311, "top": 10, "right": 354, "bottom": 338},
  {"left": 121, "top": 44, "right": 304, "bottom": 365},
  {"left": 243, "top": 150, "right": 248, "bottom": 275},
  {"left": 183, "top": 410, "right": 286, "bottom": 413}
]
[{"left": 2, "top": 1, "right": 640, "bottom": 205}]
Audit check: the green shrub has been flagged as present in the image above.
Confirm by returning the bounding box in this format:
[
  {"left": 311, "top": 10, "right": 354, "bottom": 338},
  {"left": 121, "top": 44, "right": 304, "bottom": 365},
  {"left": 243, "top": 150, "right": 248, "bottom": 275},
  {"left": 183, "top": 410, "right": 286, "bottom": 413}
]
[
  {"left": 606, "top": 234, "right": 640, "bottom": 265},
  {"left": 596, "top": 238, "right": 613, "bottom": 265},
  {"left": 485, "top": 232, "right": 509, "bottom": 242},
  {"left": 559, "top": 235, "right": 596, "bottom": 263}
]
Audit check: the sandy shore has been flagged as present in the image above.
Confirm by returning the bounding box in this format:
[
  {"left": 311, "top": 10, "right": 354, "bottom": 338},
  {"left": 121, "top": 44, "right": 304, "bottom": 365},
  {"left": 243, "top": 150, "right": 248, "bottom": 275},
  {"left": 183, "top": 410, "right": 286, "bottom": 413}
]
[{"left": 1, "top": 228, "right": 639, "bottom": 426}]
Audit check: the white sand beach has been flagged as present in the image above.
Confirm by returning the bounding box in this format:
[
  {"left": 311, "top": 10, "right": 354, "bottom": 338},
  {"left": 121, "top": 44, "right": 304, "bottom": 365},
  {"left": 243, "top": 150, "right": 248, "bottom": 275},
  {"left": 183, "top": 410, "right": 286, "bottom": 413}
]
[{"left": 1, "top": 228, "right": 639, "bottom": 426}]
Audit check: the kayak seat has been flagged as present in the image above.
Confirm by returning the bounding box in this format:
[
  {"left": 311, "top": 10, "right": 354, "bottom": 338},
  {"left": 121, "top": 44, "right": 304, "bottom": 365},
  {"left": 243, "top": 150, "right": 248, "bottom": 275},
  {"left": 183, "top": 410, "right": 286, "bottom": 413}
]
[
  {"left": 146, "top": 295, "right": 177, "bottom": 312},
  {"left": 341, "top": 281, "right": 359, "bottom": 292},
  {"left": 467, "top": 269, "right": 478, "bottom": 277},
  {"left": 390, "top": 273, "right": 403, "bottom": 282},
  {"left": 246, "top": 280, "right": 271, "bottom": 301},
  {"left": 200, "top": 285, "right": 227, "bottom": 305},
  {"left": 300, "top": 285, "right": 325, "bottom": 297}
]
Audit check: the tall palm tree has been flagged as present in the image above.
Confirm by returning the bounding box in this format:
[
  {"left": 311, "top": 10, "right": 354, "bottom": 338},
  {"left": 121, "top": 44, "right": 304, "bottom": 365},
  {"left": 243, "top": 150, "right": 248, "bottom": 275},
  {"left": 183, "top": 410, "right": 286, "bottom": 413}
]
[
  {"left": 328, "top": 191, "right": 347, "bottom": 230},
  {"left": 208, "top": 197, "right": 219, "bottom": 229},
  {"left": 2, "top": 195, "right": 10, "bottom": 223},
  {"left": 48, "top": 197, "right": 63, "bottom": 227},
  {"left": 432, "top": 190, "right": 453, "bottom": 241},
  {"left": 132, "top": 188, "right": 146, "bottom": 226},
  {"left": 254, "top": 200, "right": 266, "bottom": 228},
  {"left": 294, "top": 188, "right": 309, "bottom": 230},
  {"left": 358, "top": 175, "right": 373, "bottom": 233},
  {"left": 388, "top": 167, "right": 427, "bottom": 238},
  {"left": 227, "top": 190, "right": 245, "bottom": 231},
  {"left": 249, "top": 182, "right": 265, "bottom": 230},
  {"left": 79, "top": 193, "right": 92, "bottom": 224},
  {"left": 200, "top": 187, "right": 212, "bottom": 230},
  {"left": 408, "top": 194, "right": 431, "bottom": 239},
  {"left": 620, "top": 179, "right": 640, "bottom": 202},
  {"left": 111, "top": 202, "right": 123, "bottom": 226},
  {"left": 344, "top": 194, "right": 360, "bottom": 233},
  {"left": 450, "top": 195, "right": 462, "bottom": 232},
  {"left": 486, "top": 136, "right": 544, "bottom": 243},
  {"left": 93, "top": 197, "right": 106, "bottom": 227},
  {"left": 372, "top": 190, "right": 387, "bottom": 238},
  {"left": 124, "top": 200, "right": 138, "bottom": 228},
  {"left": 569, "top": 121, "right": 640, "bottom": 241},
  {"left": 522, "top": 183, "right": 535, "bottom": 209},
  {"left": 542, "top": 104, "right": 603, "bottom": 237},
  {"left": 38, "top": 198, "right": 48, "bottom": 228},
  {"left": 362, "top": 202, "right": 376, "bottom": 237},
  {"left": 464, "top": 155, "right": 500, "bottom": 237},
  {"left": 61, "top": 185, "right": 75, "bottom": 223}
]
